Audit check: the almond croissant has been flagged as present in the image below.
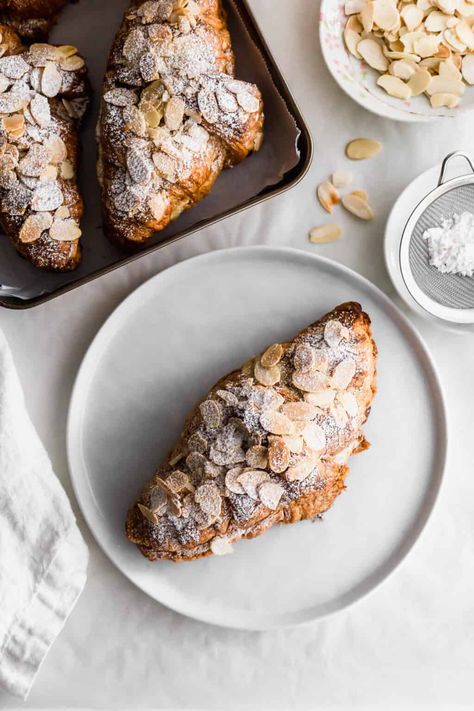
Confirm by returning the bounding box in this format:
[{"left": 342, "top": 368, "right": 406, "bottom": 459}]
[
  {"left": 98, "top": 0, "right": 264, "bottom": 246},
  {"left": 0, "top": 0, "right": 72, "bottom": 40},
  {"left": 126, "top": 302, "right": 377, "bottom": 562},
  {"left": 0, "top": 23, "right": 89, "bottom": 270}
]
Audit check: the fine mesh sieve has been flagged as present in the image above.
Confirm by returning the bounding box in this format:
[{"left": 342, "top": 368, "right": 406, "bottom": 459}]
[{"left": 400, "top": 152, "right": 474, "bottom": 325}]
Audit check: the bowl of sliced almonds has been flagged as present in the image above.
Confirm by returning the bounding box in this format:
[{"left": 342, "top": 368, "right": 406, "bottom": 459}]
[{"left": 320, "top": 0, "right": 474, "bottom": 120}]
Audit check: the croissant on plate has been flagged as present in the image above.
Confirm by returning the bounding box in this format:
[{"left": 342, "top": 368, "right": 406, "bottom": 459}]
[
  {"left": 0, "top": 23, "right": 89, "bottom": 270},
  {"left": 0, "top": 0, "right": 72, "bottom": 40},
  {"left": 98, "top": 0, "right": 265, "bottom": 246},
  {"left": 126, "top": 302, "right": 377, "bottom": 562}
]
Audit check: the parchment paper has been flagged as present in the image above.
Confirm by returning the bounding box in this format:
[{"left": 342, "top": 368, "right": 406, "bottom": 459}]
[{"left": 0, "top": 0, "right": 301, "bottom": 301}]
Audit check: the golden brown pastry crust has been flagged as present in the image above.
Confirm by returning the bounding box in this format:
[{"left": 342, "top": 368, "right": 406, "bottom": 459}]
[
  {"left": 126, "top": 302, "right": 378, "bottom": 562},
  {"left": 0, "top": 0, "right": 71, "bottom": 40},
  {"left": 0, "top": 24, "right": 89, "bottom": 270},
  {"left": 98, "top": 0, "right": 264, "bottom": 246}
]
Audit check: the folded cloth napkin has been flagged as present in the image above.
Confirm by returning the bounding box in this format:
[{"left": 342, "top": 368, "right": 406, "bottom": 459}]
[{"left": 0, "top": 330, "right": 88, "bottom": 699}]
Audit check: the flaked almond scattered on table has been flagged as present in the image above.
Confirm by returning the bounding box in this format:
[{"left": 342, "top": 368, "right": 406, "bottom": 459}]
[
  {"left": 317, "top": 180, "right": 341, "bottom": 212},
  {"left": 346, "top": 138, "right": 382, "bottom": 160},
  {"left": 342, "top": 193, "right": 376, "bottom": 220},
  {"left": 343, "top": 0, "right": 474, "bottom": 108},
  {"left": 309, "top": 224, "right": 343, "bottom": 243}
]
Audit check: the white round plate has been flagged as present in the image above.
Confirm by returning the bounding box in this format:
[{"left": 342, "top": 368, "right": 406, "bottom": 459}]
[
  {"left": 68, "top": 246, "right": 447, "bottom": 630},
  {"left": 319, "top": 0, "right": 474, "bottom": 122},
  {"left": 384, "top": 159, "right": 474, "bottom": 333}
]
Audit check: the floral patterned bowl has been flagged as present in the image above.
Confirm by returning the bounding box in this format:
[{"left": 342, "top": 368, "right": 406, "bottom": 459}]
[{"left": 319, "top": 0, "right": 474, "bottom": 121}]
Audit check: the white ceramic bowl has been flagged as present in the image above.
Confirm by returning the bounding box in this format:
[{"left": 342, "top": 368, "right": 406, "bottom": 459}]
[{"left": 319, "top": 0, "right": 474, "bottom": 122}]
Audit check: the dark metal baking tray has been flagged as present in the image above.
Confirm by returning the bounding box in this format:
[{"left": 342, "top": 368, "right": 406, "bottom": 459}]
[{"left": 0, "top": 0, "right": 313, "bottom": 309}]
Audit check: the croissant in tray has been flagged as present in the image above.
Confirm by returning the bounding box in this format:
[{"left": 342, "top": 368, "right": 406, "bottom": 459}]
[
  {"left": 98, "top": 0, "right": 264, "bottom": 246},
  {"left": 0, "top": 0, "right": 71, "bottom": 40},
  {"left": 126, "top": 302, "right": 378, "bottom": 562},
  {"left": 0, "top": 24, "right": 89, "bottom": 271}
]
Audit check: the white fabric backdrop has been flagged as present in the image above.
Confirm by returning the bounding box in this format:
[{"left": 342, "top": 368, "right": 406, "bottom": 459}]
[{"left": 1, "top": 0, "right": 474, "bottom": 708}]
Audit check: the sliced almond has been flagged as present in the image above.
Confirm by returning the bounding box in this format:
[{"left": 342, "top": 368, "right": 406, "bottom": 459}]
[
  {"left": 419, "top": 57, "right": 442, "bottom": 71},
  {"left": 433, "top": 0, "right": 457, "bottom": 13},
  {"left": 332, "top": 170, "right": 353, "bottom": 188},
  {"left": 346, "top": 15, "right": 363, "bottom": 32},
  {"left": 462, "top": 54, "right": 474, "bottom": 83},
  {"left": 342, "top": 192, "right": 375, "bottom": 220},
  {"left": 345, "top": 138, "right": 382, "bottom": 160},
  {"left": 309, "top": 224, "right": 342, "bottom": 244},
  {"left": 407, "top": 67, "right": 432, "bottom": 93},
  {"left": 210, "top": 537, "right": 233, "bottom": 556},
  {"left": 414, "top": 35, "right": 440, "bottom": 57},
  {"left": 455, "top": 19, "right": 474, "bottom": 47},
  {"left": 50, "top": 218, "right": 81, "bottom": 242},
  {"left": 292, "top": 370, "right": 328, "bottom": 393},
  {"left": 401, "top": 4, "right": 424, "bottom": 30},
  {"left": 246, "top": 445, "right": 268, "bottom": 470},
  {"left": 340, "top": 391, "right": 359, "bottom": 417},
  {"left": 285, "top": 457, "right": 318, "bottom": 483},
  {"left": 194, "top": 481, "right": 222, "bottom": 516},
  {"left": 361, "top": 1, "right": 376, "bottom": 32},
  {"left": 238, "top": 470, "right": 269, "bottom": 500},
  {"left": 44, "top": 135, "right": 67, "bottom": 164},
  {"left": 165, "top": 96, "right": 186, "bottom": 131},
  {"left": 324, "top": 319, "right": 349, "bottom": 348},
  {"left": 438, "top": 58, "right": 462, "bottom": 79},
  {"left": 41, "top": 61, "right": 62, "bottom": 98},
  {"left": 352, "top": 188, "right": 369, "bottom": 201},
  {"left": 377, "top": 73, "right": 413, "bottom": 98},
  {"left": 258, "top": 482, "right": 284, "bottom": 510},
  {"left": 279, "top": 435, "right": 304, "bottom": 454},
  {"left": 254, "top": 361, "right": 281, "bottom": 387},
  {"left": 383, "top": 49, "right": 422, "bottom": 60},
  {"left": 3, "top": 113, "right": 24, "bottom": 137},
  {"left": 225, "top": 467, "right": 246, "bottom": 495},
  {"left": 358, "top": 38, "right": 390, "bottom": 70},
  {"left": 261, "top": 343, "right": 283, "bottom": 368},
  {"left": 19, "top": 212, "right": 53, "bottom": 243},
  {"left": 260, "top": 411, "right": 295, "bottom": 436},
  {"left": 137, "top": 503, "right": 159, "bottom": 525},
  {"left": 344, "top": 26, "right": 363, "bottom": 57},
  {"left": 346, "top": 0, "right": 364, "bottom": 11},
  {"left": 425, "top": 10, "right": 449, "bottom": 31},
  {"left": 389, "top": 58, "right": 417, "bottom": 79},
  {"left": 373, "top": 0, "right": 400, "bottom": 30},
  {"left": 317, "top": 180, "right": 340, "bottom": 213},
  {"left": 444, "top": 28, "right": 466, "bottom": 51},
  {"left": 281, "top": 402, "right": 319, "bottom": 421},
  {"left": 426, "top": 74, "right": 465, "bottom": 94},
  {"left": 430, "top": 91, "right": 460, "bottom": 106},
  {"left": 199, "top": 399, "right": 222, "bottom": 429},
  {"left": 60, "top": 160, "right": 74, "bottom": 179},
  {"left": 400, "top": 30, "right": 426, "bottom": 53},
  {"left": 434, "top": 43, "right": 452, "bottom": 58},
  {"left": 56, "top": 45, "right": 79, "bottom": 59},
  {"left": 302, "top": 422, "right": 327, "bottom": 452},
  {"left": 294, "top": 344, "right": 316, "bottom": 373},
  {"left": 268, "top": 439, "right": 290, "bottom": 473},
  {"left": 458, "top": 0, "right": 474, "bottom": 13},
  {"left": 332, "top": 358, "right": 357, "bottom": 388},
  {"left": 59, "top": 54, "right": 85, "bottom": 71},
  {"left": 304, "top": 389, "right": 337, "bottom": 408}
]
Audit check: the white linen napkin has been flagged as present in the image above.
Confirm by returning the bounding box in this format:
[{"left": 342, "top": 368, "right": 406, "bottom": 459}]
[{"left": 0, "top": 330, "right": 88, "bottom": 700}]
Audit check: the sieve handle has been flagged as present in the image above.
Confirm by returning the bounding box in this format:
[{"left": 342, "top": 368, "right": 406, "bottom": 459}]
[{"left": 438, "top": 151, "right": 474, "bottom": 186}]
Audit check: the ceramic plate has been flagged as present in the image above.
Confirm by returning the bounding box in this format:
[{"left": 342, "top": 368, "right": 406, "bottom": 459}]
[
  {"left": 68, "top": 247, "right": 447, "bottom": 630},
  {"left": 319, "top": 0, "right": 474, "bottom": 122}
]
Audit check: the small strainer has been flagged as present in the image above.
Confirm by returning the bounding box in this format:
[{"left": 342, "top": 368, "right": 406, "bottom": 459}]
[{"left": 400, "top": 151, "right": 474, "bottom": 325}]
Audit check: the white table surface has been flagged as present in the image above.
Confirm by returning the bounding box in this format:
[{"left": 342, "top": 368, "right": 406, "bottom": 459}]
[{"left": 1, "top": 1, "right": 474, "bottom": 709}]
